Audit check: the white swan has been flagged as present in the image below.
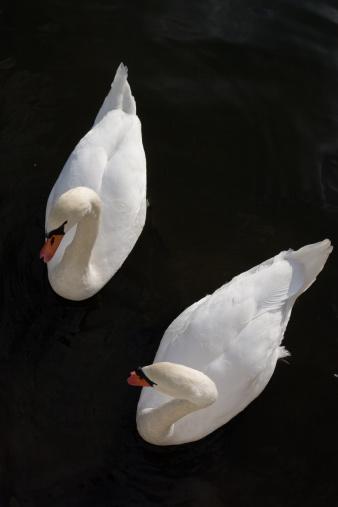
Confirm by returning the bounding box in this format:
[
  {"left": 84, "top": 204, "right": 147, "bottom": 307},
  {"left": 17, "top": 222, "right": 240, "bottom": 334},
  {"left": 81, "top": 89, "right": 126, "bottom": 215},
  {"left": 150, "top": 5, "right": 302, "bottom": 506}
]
[
  {"left": 128, "top": 240, "right": 332, "bottom": 445},
  {"left": 40, "top": 63, "right": 147, "bottom": 301}
]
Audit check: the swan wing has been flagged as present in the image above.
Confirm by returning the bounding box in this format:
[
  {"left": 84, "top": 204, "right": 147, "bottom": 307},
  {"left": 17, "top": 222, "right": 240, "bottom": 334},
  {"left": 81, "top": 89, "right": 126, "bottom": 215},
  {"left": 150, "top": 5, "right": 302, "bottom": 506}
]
[
  {"left": 152, "top": 253, "right": 294, "bottom": 369},
  {"left": 46, "top": 143, "right": 108, "bottom": 224},
  {"left": 89, "top": 109, "right": 146, "bottom": 273}
]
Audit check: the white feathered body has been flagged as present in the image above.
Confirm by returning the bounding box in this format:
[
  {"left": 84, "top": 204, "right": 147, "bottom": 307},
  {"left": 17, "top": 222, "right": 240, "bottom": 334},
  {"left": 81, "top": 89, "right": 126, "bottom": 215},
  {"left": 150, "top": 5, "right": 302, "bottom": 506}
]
[
  {"left": 137, "top": 240, "right": 332, "bottom": 444},
  {"left": 45, "top": 64, "right": 146, "bottom": 298}
]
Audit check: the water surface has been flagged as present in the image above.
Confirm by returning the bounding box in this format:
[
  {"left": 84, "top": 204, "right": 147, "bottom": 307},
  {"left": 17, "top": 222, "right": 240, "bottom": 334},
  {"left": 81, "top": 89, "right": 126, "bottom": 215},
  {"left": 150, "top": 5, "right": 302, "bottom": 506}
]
[{"left": 1, "top": 1, "right": 337, "bottom": 506}]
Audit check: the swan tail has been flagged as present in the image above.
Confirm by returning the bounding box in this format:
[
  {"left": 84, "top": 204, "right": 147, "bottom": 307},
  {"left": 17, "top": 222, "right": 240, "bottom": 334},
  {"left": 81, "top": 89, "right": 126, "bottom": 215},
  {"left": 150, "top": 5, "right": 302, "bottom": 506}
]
[
  {"left": 286, "top": 239, "right": 332, "bottom": 298},
  {"left": 122, "top": 81, "right": 137, "bottom": 115},
  {"left": 93, "top": 63, "right": 136, "bottom": 125}
]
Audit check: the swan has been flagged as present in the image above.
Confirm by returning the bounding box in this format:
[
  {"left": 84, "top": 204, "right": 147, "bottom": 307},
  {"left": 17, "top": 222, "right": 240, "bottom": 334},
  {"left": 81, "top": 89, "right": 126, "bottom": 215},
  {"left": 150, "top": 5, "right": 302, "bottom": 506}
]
[
  {"left": 40, "top": 63, "right": 147, "bottom": 301},
  {"left": 128, "top": 239, "right": 332, "bottom": 445}
]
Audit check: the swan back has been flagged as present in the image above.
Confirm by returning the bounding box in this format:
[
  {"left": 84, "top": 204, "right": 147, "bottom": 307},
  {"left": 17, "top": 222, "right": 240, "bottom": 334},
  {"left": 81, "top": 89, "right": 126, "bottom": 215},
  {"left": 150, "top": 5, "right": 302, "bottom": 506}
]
[{"left": 137, "top": 240, "right": 332, "bottom": 444}]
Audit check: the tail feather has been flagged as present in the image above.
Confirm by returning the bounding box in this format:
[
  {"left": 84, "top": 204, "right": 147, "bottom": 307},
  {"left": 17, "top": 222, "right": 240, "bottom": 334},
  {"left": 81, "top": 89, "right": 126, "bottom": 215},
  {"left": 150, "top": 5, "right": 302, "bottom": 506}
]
[
  {"left": 122, "top": 81, "right": 137, "bottom": 115},
  {"left": 94, "top": 63, "right": 136, "bottom": 125},
  {"left": 278, "top": 346, "right": 291, "bottom": 360},
  {"left": 278, "top": 239, "right": 332, "bottom": 340},
  {"left": 286, "top": 239, "right": 332, "bottom": 297}
]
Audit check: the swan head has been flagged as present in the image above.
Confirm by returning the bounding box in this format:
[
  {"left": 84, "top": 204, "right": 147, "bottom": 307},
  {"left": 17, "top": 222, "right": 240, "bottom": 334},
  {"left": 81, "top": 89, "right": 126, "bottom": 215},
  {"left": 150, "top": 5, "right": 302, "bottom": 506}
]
[
  {"left": 128, "top": 362, "right": 218, "bottom": 408},
  {"left": 40, "top": 187, "right": 101, "bottom": 263}
]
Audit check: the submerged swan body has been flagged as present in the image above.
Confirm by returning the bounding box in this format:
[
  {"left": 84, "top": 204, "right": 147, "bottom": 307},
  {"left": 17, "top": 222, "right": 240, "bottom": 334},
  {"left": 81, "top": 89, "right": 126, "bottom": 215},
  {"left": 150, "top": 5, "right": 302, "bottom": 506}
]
[
  {"left": 128, "top": 240, "right": 332, "bottom": 445},
  {"left": 40, "top": 63, "right": 147, "bottom": 300}
]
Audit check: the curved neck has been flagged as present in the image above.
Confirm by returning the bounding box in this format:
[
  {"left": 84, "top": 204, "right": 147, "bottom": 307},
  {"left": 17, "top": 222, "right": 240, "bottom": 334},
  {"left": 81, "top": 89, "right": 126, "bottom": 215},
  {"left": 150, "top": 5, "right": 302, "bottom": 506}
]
[
  {"left": 47, "top": 187, "right": 103, "bottom": 300},
  {"left": 135, "top": 363, "right": 218, "bottom": 445},
  {"left": 137, "top": 398, "right": 203, "bottom": 446},
  {"left": 137, "top": 386, "right": 217, "bottom": 446},
  {"left": 64, "top": 210, "right": 100, "bottom": 269},
  {"left": 59, "top": 196, "right": 101, "bottom": 277}
]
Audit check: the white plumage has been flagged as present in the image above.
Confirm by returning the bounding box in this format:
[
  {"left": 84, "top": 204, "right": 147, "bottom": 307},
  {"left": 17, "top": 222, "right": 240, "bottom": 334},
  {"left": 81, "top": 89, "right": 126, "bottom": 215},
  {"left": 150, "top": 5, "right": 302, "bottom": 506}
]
[
  {"left": 132, "top": 240, "right": 332, "bottom": 445},
  {"left": 41, "top": 63, "right": 146, "bottom": 300}
]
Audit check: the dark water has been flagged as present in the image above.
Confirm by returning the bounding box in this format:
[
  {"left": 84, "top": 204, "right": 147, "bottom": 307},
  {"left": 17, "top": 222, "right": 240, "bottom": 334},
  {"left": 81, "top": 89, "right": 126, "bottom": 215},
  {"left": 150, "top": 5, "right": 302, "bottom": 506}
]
[{"left": 1, "top": 1, "right": 338, "bottom": 505}]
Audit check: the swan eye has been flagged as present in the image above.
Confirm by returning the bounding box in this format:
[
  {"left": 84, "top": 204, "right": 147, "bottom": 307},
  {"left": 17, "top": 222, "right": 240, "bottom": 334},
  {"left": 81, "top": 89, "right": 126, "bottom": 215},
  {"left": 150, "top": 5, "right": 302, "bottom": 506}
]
[
  {"left": 47, "top": 220, "right": 68, "bottom": 239},
  {"left": 136, "top": 366, "right": 145, "bottom": 379}
]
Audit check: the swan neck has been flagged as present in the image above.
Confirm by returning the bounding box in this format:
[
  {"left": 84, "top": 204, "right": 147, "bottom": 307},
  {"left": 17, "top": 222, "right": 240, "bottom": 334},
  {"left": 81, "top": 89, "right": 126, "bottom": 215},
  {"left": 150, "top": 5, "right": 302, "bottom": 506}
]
[
  {"left": 62, "top": 199, "right": 101, "bottom": 270},
  {"left": 136, "top": 363, "right": 218, "bottom": 445},
  {"left": 137, "top": 398, "right": 201, "bottom": 446}
]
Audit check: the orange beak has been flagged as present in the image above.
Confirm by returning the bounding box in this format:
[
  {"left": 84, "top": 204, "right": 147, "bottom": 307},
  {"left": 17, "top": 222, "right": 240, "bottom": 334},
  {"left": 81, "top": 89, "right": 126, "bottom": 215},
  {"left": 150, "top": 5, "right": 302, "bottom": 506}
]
[
  {"left": 40, "top": 234, "right": 64, "bottom": 263},
  {"left": 127, "top": 371, "right": 151, "bottom": 387}
]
